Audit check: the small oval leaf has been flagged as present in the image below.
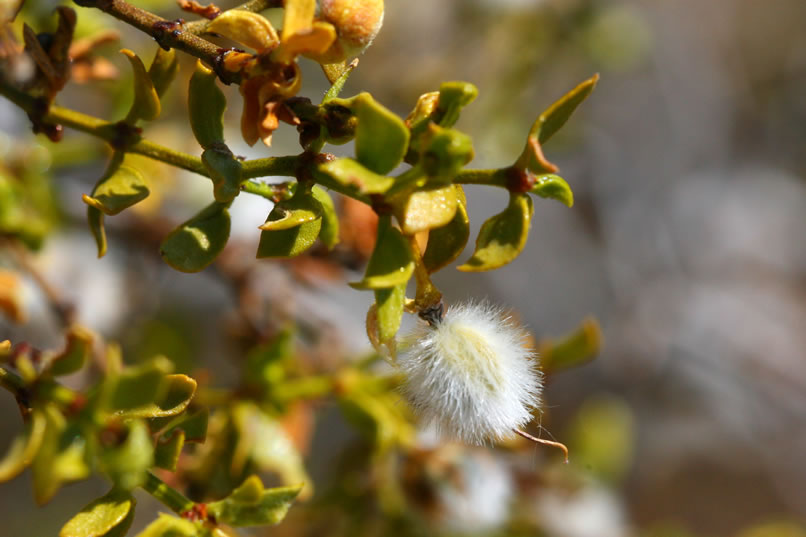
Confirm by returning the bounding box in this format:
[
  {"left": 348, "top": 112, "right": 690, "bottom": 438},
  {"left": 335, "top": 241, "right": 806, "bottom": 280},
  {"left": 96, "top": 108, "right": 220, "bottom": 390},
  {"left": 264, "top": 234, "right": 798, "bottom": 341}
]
[
  {"left": 121, "top": 49, "right": 160, "bottom": 123},
  {"left": 87, "top": 206, "right": 107, "bottom": 258},
  {"left": 374, "top": 284, "right": 405, "bottom": 343},
  {"left": 350, "top": 217, "right": 414, "bottom": 290},
  {"left": 188, "top": 61, "right": 226, "bottom": 149},
  {"left": 434, "top": 81, "right": 478, "bottom": 128},
  {"left": 98, "top": 420, "right": 153, "bottom": 490},
  {"left": 458, "top": 192, "right": 533, "bottom": 272},
  {"left": 153, "top": 429, "right": 184, "bottom": 471},
  {"left": 132, "top": 514, "right": 197, "bottom": 537},
  {"left": 422, "top": 186, "right": 470, "bottom": 273},
  {"left": 531, "top": 173, "right": 574, "bottom": 207},
  {"left": 540, "top": 317, "right": 602, "bottom": 374},
  {"left": 148, "top": 47, "right": 178, "bottom": 99},
  {"left": 59, "top": 488, "right": 135, "bottom": 537},
  {"left": 532, "top": 74, "right": 599, "bottom": 145},
  {"left": 394, "top": 184, "right": 459, "bottom": 235},
  {"left": 354, "top": 93, "right": 410, "bottom": 175},
  {"left": 160, "top": 202, "right": 231, "bottom": 273},
  {"left": 116, "top": 374, "right": 197, "bottom": 419},
  {"left": 317, "top": 158, "right": 394, "bottom": 195},
  {"left": 84, "top": 159, "right": 149, "bottom": 216},
  {"left": 48, "top": 325, "right": 93, "bottom": 376},
  {"left": 256, "top": 190, "right": 323, "bottom": 258},
  {"left": 207, "top": 476, "right": 302, "bottom": 527},
  {"left": 0, "top": 407, "right": 46, "bottom": 482}
]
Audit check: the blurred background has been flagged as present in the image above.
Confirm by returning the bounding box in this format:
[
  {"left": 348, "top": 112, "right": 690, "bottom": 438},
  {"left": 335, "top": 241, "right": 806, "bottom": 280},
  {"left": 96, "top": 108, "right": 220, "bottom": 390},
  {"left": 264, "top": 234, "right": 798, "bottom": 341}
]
[{"left": 2, "top": 0, "right": 806, "bottom": 535}]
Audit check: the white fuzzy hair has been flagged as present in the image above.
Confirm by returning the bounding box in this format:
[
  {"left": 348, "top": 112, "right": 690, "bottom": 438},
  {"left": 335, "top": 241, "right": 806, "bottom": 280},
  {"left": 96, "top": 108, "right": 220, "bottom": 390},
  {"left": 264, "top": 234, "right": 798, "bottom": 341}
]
[{"left": 398, "top": 301, "right": 543, "bottom": 445}]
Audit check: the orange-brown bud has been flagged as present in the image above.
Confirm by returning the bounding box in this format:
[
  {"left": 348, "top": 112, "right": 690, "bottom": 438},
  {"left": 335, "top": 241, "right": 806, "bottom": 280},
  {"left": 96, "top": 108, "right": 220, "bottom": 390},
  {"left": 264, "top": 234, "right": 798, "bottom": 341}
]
[{"left": 319, "top": 0, "right": 384, "bottom": 59}]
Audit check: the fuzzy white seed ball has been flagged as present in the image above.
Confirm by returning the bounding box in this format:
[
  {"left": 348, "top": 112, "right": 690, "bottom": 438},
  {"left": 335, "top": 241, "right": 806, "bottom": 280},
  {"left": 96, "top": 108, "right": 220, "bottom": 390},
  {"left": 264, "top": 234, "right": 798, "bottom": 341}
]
[{"left": 398, "top": 302, "right": 543, "bottom": 445}]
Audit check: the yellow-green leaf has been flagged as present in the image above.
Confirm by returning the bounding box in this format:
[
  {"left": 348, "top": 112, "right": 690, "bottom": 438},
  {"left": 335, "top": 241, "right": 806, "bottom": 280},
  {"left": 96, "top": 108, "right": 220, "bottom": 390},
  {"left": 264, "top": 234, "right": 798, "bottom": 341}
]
[
  {"left": 539, "top": 317, "right": 602, "bottom": 374},
  {"left": 32, "top": 405, "right": 90, "bottom": 504},
  {"left": 154, "top": 409, "right": 208, "bottom": 443},
  {"left": 374, "top": 284, "right": 405, "bottom": 343},
  {"left": 531, "top": 173, "right": 574, "bottom": 207},
  {"left": 0, "top": 407, "right": 46, "bottom": 482},
  {"left": 207, "top": 476, "right": 302, "bottom": 527},
  {"left": 122, "top": 49, "right": 160, "bottom": 123},
  {"left": 48, "top": 325, "right": 93, "bottom": 376},
  {"left": 531, "top": 74, "right": 599, "bottom": 145},
  {"left": 153, "top": 429, "right": 184, "bottom": 471},
  {"left": 132, "top": 514, "right": 197, "bottom": 537},
  {"left": 87, "top": 206, "right": 107, "bottom": 258},
  {"left": 108, "top": 357, "right": 173, "bottom": 414},
  {"left": 311, "top": 186, "right": 339, "bottom": 249},
  {"left": 394, "top": 184, "right": 459, "bottom": 235},
  {"left": 350, "top": 217, "right": 414, "bottom": 290},
  {"left": 188, "top": 61, "right": 226, "bottom": 149},
  {"left": 419, "top": 125, "right": 474, "bottom": 182},
  {"left": 116, "top": 374, "right": 197, "bottom": 419},
  {"left": 160, "top": 202, "right": 231, "bottom": 273},
  {"left": 148, "top": 47, "right": 178, "bottom": 99},
  {"left": 59, "top": 488, "right": 135, "bottom": 537},
  {"left": 354, "top": 93, "right": 410, "bottom": 175},
  {"left": 99, "top": 420, "right": 153, "bottom": 490},
  {"left": 206, "top": 10, "right": 279, "bottom": 51},
  {"left": 202, "top": 147, "right": 242, "bottom": 203},
  {"left": 256, "top": 190, "right": 323, "bottom": 258},
  {"left": 422, "top": 186, "right": 469, "bottom": 273},
  {"left": 84, "top": 157, "right": 149, "bottom": 216},
  {"left": 433, "top": 81, "right": 478, "bottom": 128},
  {"left": 458, "top": 192, "right": 533, "bottom": 272},
  {"left": 317, "top": 158, "right": 394, "bottom": 195}
]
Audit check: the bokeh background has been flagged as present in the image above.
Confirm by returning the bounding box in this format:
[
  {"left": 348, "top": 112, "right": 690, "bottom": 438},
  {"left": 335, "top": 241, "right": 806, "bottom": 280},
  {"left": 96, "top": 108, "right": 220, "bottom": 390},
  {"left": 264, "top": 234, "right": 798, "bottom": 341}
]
[{"left": 2, "top": 0, "right": 806, "bottom": 535}]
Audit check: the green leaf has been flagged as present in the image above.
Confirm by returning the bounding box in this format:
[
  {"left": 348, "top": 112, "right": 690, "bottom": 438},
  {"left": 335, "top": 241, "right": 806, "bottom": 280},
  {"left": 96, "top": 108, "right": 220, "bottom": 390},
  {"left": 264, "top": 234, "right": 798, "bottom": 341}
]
[
  {"left": 32, "top": 405, "right": 90, "bottom": 504},
  {"left": 539, "top": 317, "right": 602, "bottom": 374},
  {"left": 108, "top": 357, "right": 173, "bottom": 413},
  {"left": 458, "top": 192, "right": 533, "bottom": 272},
  {"left": 148, "top": 47, "right": 178, "bottom": 99},
  {"left": 99, "top": 420, "right": 153, "bottom": 490},
  {"left": 350, "top": 217, "right": 414, "bottom": 290},
  {"left": 132, "top": 513, "right": 197, "bottom": 537},
  {"left": 422, "top": 186, "right": 470, "bottom": 273},
  {"left": 311, "top": 186, "right": 339, "bottom": 249},
  {"left": 207, "top": 476, "right": 302, "bottom": 527},
  {"left": 434, "top": 81, "right": 478, "bottom": 128},
  {"left": 160, "top": 202, "right": 231, "bottom": 273},
  {"left": 393, "top": 184, "right": 459, "bottom": 235},
  {"left": 322, "top": 58, "right": 359, "bottom": 103},
  {"left": 0, "top": 407, "right": 46, "bottom": 482},
  {"left": 48, "top": 325, "right": 93, "bottom": 376},
  {"left": 531, "top": 74, "right": 599, "bottom": 145},
  {"left": 154, "top": 409, "right": 208, "bottom": 444},
  {"left": 188, "top": 61, "right": 226, "bottom": 149},
  {"left": 419, "top": 125, "right": 474, "bottom": 182},
  {"left": 153, "top": 429, "right": 184, "bottom": 471},
  {"left": 83, "top": 155, "right": 149, "bottom": 216},
  {"left": 116, "top": 374, "right": 197, "bottom": 419},
  {"left": 353, "top": 93, "right": 410, "bottom": 175},
  {"left": 256, "top": 190, "right": 323, "bottom": 258},
  {"left": 202, "top": 147, "right": 242, "bottom": 203},
  {"left": 243, "top": 329, "right": 294, "bottom": 390},
  {"left": 317, "top": 158, "right": 394, "bottom": 195},
  {"left": 374, "top": 284, "right": 405, "bottom": 343},
  {"left": 338, "top": 389, "right": 413, "bottom": 451},
  {"left": 531, "top": 173, "right": 574, "bottom": 207},
  {"left": 87, "top": 206, "right": 107, "bottom": 258},
  {"left": 60, "top": 488, "right": 135, "bottom": 537},
  {"left": 122, "top": 49, "right": 161, "bottom": 123}
]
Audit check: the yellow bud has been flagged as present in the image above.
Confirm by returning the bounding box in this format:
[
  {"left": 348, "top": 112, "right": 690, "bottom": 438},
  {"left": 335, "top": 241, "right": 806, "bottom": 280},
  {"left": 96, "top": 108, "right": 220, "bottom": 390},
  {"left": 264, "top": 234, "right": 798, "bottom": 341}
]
[{"left": 320, "top": 0, "right": 384, "bottom": 58}]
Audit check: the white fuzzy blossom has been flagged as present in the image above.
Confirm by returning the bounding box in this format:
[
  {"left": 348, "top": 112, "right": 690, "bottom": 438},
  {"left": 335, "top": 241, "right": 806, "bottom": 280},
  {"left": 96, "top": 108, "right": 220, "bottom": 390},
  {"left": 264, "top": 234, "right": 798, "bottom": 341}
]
[{"left": 398, "top": 302, "right": 543, "bottom": 445}]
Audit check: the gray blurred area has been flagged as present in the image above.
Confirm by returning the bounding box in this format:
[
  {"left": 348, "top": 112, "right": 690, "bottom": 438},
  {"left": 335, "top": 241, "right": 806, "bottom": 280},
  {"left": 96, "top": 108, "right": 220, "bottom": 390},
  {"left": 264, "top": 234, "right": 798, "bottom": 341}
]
[{"left": 2, "top": 0, "right": 806, "bottom": 535}]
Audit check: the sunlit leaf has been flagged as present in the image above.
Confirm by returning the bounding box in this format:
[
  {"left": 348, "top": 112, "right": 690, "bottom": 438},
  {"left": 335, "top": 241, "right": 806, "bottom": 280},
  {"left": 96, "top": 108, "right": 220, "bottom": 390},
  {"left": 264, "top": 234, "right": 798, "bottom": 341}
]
[
  {"left": 32, "top": 405, "right": 90, "bottom": 504},
  {"left": 207, "top": 10, "right": 278, "bottom": 51},
  {"left": 188, "top": 61, "right": 226, "bottom": 149},
  {"left": 83, "top": 155, "right": 149, "bottom": 216},
  {"left": 256, "top": 190, "right": 322, "bottom": 258},
  {"left": 107, "top": 357, "right": 173, "bottom": 413},
  {"left": 374, "top": 284, "right": 405, "bottom": 343},
  {"left": 419, "top": 125, "right": 474, "bottom": 182},
  {"left": 458, "top": 192, "right": 533, "bottom": 272},
  {"left": 132, "top": 513, "right": 197, "bottom": 537},
  {"left": 121, "top": 49, "right": 160, "bottom": 123},
  {"left": 87, "top": 206, "right": 107, "bottom": 258},
  {"left": 350, "top": 217, "right": 414, "bottom": 290},
  {"left": 393, "top": 184, "right": 459, "bottom": 235},
  {"left": 207, "top": 475, "right": 302, "bottom": 527},
  {"left": 311, "top": 186, "right": 339, "bottom": 249},
  {"left": 317, "top": 158, "right": 394, "bottom": 195},
  {"left": 433, "top": 81, "right": 478, "bottom": 128},
  {"left": 531, "top": 173, "right": 574, "bottom": 207},
  {"left": 48, "top": 325, "right": 93, "bottom": 376},
  {"left": 148, "top": 47, "right": 178, "bottom": 99},
  {"left": 160, "top": 202, "right": 231, "bottom": 273},
  {"left": 422, "top": 186, "right": 469, "bottom": 273},
  {"left": 99, "top": 420, "right": 153, "bottom": 490},
  {"left": 539, "top": 317, "right": 602, "bottom": 373},
  {"left": 116, "top": 374, "right": 197, "bottom": 419},
  {"left": 59, "top": 488, "right": 135, "bottom": 537},
  {"left": 530, "top": 74, "right": 599, "bottom": 145},
  {"left": 202, "top": 147, "right": 242, "bottom": 203},
  {"left": 353, "top": 93, "right": 410, "bottom": 174},
  {"left": 153, "top": 429, "right": 184, "bottom": 471}
]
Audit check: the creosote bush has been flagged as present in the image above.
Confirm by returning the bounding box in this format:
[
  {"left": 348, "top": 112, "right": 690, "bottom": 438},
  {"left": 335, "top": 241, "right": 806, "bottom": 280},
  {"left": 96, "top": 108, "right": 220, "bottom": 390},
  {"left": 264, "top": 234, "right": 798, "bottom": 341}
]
[{"left": 0, "top": 1, "right": 603, "bottom": 536}]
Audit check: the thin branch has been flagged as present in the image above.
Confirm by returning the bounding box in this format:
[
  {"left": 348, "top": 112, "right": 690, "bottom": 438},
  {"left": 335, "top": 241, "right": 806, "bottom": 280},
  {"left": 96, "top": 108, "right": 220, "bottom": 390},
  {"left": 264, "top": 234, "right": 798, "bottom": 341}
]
[
  {"left": 141, "top": 471, "right": 196, "bottom": 514},
  {"left": 73, "top": 0, "right": 243, "bottom": 84}
]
